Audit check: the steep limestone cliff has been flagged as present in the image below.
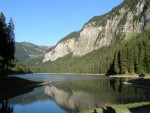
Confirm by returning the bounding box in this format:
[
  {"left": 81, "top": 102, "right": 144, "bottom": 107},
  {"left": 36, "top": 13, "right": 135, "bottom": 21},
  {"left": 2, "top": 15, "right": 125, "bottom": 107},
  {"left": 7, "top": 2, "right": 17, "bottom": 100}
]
[{"left": 43, "top": 0, "right": 150, "bottom": 62}]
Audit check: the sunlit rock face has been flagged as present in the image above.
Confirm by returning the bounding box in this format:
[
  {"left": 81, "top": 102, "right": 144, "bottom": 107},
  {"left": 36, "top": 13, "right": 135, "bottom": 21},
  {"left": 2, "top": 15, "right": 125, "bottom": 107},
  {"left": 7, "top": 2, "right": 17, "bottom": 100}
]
[{"left": 43, "top": 0, "right": 150, "bottom": 62}]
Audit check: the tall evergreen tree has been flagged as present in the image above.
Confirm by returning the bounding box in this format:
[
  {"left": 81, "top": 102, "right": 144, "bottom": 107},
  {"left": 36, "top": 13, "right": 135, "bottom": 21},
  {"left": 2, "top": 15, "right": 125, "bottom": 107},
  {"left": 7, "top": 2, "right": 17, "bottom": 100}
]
[
  {"left": 120, "top": 49, "right": 127, "bottom": 74},
  {"left": 127, "top": 46, "right": 134, "bottom": 73},
  {"left": 0, "top": 12, "right": 7, "bottom": 71},
  {"left": 0, "top": 12, "right": 15, "bottom": 77},
  {"left": 114, "top": 52, "right": 120, "bottom": 74},
  {"left": 7, "top": 18, "right": 15, "bottom": 63},
  {"left": 143, "top": 39, "right": 150, "bottom": 73},
  {"left": 133, "top": 45, "right": 139, "bottom": 73},
  {"left": 137, "top": 43, "right": 144, "bottom": 74}
]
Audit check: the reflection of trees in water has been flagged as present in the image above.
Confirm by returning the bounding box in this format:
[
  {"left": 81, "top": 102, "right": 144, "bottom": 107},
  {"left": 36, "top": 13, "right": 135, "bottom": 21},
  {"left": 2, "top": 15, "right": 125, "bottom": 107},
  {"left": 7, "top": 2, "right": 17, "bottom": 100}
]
[
  {"left": 109, "top": 79, "right": 116, "bottom": 91},
  {"left": 118, "top": 79, "right": 122, "bottom": 92},
  {"left": 0, "top": 100, "right": 13, "bottom": 113},
  {"left": 109, "top": 79, "right": 123, "bottom": 92}
]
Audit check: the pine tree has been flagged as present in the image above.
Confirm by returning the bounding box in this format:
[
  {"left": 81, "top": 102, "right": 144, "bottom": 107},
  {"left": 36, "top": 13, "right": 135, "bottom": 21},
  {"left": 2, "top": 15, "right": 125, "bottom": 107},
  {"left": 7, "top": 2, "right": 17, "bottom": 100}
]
[
  {"left": 133, "top": 45, "right": 139, "bottom": 73},
  {"left": 120, "top": 49, "right": 127, "bottom": 74},
  {"left": 7, "top": 18, "right": 15, "bottom": 62},
  {"left": 114, "top": 52, "right": 120, "bottom": 74},
  {"left": 137, "top": 43, "right": 144, "bottom": 74},
  {"left": 0, "top": 12, "right": 7, "bottom": 69},
  {"left": 127, "top": 46, "right": 134, "bottom": 73},
  {"left": 0, "top": 13, "right": 15, "bottom": 77},
  {"left": 143, "top": 39, "right": 150, "bottom": 73}
]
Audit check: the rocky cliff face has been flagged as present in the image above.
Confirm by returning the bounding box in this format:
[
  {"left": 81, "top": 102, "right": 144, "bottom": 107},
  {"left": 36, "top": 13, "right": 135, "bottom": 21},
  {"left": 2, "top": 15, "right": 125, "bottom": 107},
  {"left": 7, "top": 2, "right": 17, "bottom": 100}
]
[{"left": 43, "top": 0, "right": 150, "bottom": 62}]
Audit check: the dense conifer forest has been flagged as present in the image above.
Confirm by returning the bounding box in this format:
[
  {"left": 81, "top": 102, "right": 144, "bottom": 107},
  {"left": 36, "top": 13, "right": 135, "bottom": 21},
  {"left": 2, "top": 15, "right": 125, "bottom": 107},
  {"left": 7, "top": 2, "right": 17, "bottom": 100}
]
[{"left": 36, "top": 29, "right": 150, "bottom": 75}]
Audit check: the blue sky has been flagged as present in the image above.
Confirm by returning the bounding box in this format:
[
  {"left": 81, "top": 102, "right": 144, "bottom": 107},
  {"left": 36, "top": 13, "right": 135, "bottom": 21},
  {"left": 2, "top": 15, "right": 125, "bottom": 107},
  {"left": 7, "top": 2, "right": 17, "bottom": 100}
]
[{"left": 0, "top": 0, "right": 123, "bottom": 46}]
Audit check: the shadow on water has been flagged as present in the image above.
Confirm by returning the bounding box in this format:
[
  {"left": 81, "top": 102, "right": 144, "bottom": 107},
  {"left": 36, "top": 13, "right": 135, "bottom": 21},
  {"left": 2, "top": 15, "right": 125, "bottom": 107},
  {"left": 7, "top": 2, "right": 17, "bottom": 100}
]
[
  {"left": 0, "top": 88, "right": 33, "bottom": 113},
  {"left": 0, "top": 78, "right": 39, "bottom": 113},
  {"left": 102, "top": 106, "right": 116, "bottom": 113}
]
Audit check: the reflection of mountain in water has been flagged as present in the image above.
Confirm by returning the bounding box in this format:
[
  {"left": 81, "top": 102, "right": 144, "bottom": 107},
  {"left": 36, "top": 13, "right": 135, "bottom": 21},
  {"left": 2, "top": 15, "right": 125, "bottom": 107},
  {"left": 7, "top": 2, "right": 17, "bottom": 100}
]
[
  {"left": 45, "top": 79, "right": 150, "bottom": 112},
  {"left": 45, "top": 86, "right": 98, "bottom": 112}
]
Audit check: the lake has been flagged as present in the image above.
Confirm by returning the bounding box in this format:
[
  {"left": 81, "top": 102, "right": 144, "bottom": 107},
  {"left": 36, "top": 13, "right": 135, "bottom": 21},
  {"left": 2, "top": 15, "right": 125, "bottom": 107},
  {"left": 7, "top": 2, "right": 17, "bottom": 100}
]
[{"left": 2, "top": 74, "right": 150, "bottom": 113}]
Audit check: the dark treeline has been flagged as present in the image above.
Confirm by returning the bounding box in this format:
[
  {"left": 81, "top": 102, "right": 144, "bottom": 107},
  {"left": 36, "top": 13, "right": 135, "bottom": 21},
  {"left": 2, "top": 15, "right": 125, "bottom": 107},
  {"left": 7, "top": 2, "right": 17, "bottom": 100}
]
[
  {"left": 0, "top": 12, "right": 31, "bottom": 77},
  {"left": 38, "top": 29, "right": 150, "bottom": 75},
  {"left": 0, "top": 12, "right": 15, "bottom": 77}
]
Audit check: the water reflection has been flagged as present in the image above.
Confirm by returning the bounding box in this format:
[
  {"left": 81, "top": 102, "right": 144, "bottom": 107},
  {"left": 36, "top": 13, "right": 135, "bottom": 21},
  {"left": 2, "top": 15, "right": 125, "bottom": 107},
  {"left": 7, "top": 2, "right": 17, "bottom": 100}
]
[
  {"left": 1, "top": 75, "right": 150, "bottom": 113},
  {"left": 45, "top": 78, "right": 150, "bottom": 112},
  {"left": 109, "top": 79, "right": 116, "bottom": 91},
  {"left": 45, "top": 86, "right": 99, "bottom": 112}
]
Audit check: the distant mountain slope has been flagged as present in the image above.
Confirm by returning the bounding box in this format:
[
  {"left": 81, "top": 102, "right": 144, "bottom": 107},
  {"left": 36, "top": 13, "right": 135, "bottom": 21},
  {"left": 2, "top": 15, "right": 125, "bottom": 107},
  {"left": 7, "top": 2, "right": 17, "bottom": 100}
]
[
  {"left": 15, "top": 42, "right": 49, "bottom": 66},
  {"left": 43, "top": 0, "right": 150, "bottom": 62}
]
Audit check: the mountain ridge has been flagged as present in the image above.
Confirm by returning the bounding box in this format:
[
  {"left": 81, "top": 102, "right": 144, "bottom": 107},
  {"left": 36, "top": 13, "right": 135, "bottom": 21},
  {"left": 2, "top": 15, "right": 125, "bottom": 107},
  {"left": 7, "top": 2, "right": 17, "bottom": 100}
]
[{"left": 43, "top": 0, "right": 150, "bottom": 62}]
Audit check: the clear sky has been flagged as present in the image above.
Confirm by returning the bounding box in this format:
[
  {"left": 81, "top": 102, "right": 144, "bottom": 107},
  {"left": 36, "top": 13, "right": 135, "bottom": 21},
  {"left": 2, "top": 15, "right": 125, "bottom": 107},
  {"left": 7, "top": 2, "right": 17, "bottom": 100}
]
[{"left": 0, "top": 0, "right": 123, "bottom": 46}]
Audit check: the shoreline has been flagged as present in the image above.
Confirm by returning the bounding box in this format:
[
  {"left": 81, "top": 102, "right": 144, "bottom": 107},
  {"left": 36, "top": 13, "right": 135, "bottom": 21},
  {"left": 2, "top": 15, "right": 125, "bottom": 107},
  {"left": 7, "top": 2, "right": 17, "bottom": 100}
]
[
  {"left": 79, "top": 102, "right": 150, "bottom": 113},
  {"left": 109, "top": 74, "right": 139, "bottom": 78},
  {"left": 32, "top": 73, "right": 105, "bottom": 76}
]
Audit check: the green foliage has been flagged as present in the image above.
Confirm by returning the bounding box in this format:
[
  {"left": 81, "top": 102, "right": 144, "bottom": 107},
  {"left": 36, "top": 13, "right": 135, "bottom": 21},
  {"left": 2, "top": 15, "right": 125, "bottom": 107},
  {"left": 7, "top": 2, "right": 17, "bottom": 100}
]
[
  {"left": 114, "top": 52, "right": 120, "bottom": 74},
  {"left": 112, "top": 29, "right": 150, "bottom": 75},
  {"left": 123, "top": 0, "right": 140, "bottom": 11},
  {"left": 117, "top": 12, "right": 128, "bottom": 32},
  {"left": 119, "top": 49, "right": 127, "bottom": 74},
  {"left": 88, "top": 15, "right": 107, "bottom": 27},
  {"left": 45, "top": 47, "right": 54, "bottom": 53},
  {"left": 8, "top": 59, "right": 32, "bottom": 74}
]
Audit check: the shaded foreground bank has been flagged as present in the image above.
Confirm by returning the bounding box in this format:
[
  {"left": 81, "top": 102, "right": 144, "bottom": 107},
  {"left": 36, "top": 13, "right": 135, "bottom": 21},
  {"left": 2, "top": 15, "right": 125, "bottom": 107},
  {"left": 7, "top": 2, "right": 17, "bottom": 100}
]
[{"left": 0, "top": 77, "right": 48, "bottom": 100}]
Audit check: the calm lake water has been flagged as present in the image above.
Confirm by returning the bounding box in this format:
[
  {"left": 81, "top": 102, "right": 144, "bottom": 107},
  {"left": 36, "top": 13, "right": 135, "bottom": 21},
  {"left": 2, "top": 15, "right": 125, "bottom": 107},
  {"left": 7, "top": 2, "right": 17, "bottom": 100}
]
[{"left": 2, "top": 74, "right": 150, "bottom": 113}]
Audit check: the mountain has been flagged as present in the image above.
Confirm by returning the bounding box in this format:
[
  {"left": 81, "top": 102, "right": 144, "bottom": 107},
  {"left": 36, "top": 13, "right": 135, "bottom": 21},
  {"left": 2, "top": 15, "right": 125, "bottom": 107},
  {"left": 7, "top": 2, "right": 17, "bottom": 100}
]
[
  {"left": 43, "top": 0, "right": 150, "bottom": 62},
  {"left": 15, "top": 42, "right": 49, "bottom": 66}
]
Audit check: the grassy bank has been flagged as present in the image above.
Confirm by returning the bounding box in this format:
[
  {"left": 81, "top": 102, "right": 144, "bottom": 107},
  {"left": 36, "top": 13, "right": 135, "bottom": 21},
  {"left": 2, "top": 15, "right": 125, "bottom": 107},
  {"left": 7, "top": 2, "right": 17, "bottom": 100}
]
[
  {"left": 0, "top": 77, "right": 48, "bottom": 100},
  {"left": 79, "top": 102, "right": 150, "bottom": 113}
]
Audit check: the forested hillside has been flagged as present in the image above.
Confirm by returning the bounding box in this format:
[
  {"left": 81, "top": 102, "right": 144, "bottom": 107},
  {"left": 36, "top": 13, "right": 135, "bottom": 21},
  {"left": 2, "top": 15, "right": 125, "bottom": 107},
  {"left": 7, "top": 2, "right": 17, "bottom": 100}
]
[
  {"left": 15, "top": 42, "right": 48, "bottom": 66},
  {"left": 38, "top": 29, "right": 150, "bottom": 75}
]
